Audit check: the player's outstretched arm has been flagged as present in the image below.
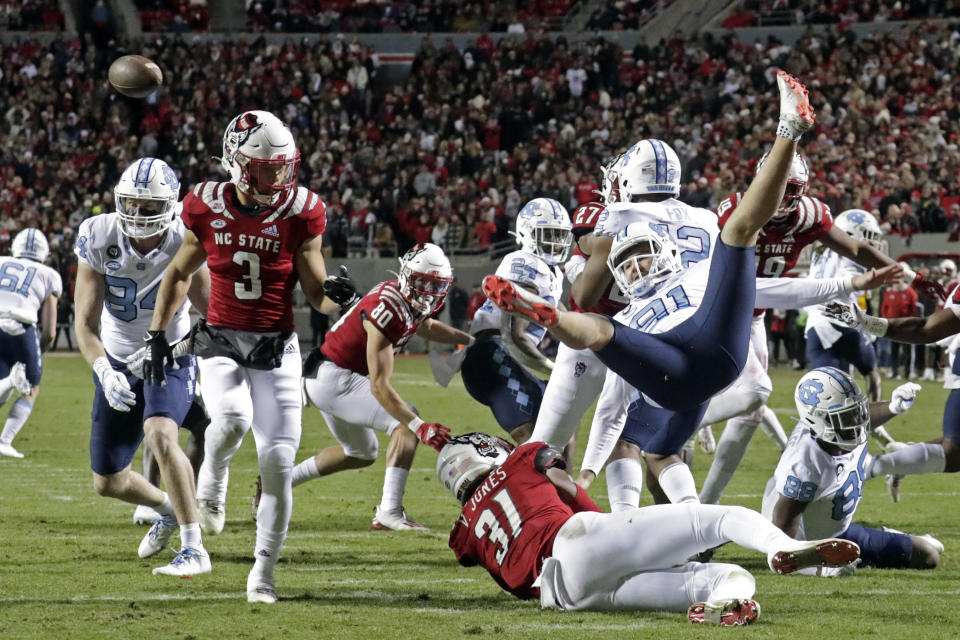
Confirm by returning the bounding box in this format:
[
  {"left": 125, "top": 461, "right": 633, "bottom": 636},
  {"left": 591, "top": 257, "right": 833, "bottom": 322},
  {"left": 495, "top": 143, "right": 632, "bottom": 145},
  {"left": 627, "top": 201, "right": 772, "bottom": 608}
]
[
  {"left": 149, "top": 230, "right": 206, "bottom": 332},
  {"left": 295, "top": 235, "right": 342, "bottom": 315},
  {"left": 868, "top": 382, "right": 922, "bottom": 429},
  {"left": 721, "top": 71, "right": 813, "bottom": 247},
  {"left": 74, "top": 261, "right": 108, "bottom": 366},
  {"left": 38, "top": 294, "right": 58, "bottom": 352},
  {"left": 365, "top": 320, "right": 449, "bottom": 450},
  {"left": 569, "top": 235, "right": 613, "bottom": 310},
  {"left": 827, "top": 303, "right": 960, "bottom": 344},
  {"left": 415, "top": 318, "right": 473, "bottom": 345}
]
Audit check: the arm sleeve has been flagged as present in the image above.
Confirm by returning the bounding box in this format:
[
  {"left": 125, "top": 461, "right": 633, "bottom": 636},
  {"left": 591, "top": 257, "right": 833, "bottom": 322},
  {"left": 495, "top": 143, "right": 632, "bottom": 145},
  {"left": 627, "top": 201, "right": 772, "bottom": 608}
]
[
  {"left": 754, "top": 276, "right": 851, "bottom": 310},
  {"left": 579, "top": 371, "right": 632, "bottom": 474},
  {"left": 566, "top": 485, "right": 602, "bottom": 513}
]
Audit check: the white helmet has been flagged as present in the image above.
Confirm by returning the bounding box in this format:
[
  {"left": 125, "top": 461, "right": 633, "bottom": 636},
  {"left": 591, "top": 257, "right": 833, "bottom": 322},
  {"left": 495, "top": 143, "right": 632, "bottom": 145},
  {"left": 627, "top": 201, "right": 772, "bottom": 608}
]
[
  {"left": 397, "top": 242, "right": 454, "bottom": 315},
  {"left": 756, "top": 151, "right": 809, "bottom": 216},
  {"left": 513, "top": 197, "right": 573, "bottom": 266},
  {"left": 114, "top": 157, "right": 180, "bottom": 239},
  {"left": 618, "top": 139, "right": 681, "bottom": 198},
  {"left": 436, "top": 432, "right": 514, "bottom": 504},
  {"left": 11, "top": 228, "right": 49, "bottom": 263},
  {"left": 598, "top": 153, "right": 625, "bottom": 205},
  {"left": 835, "top": 209, "right": 882, "bottom": 248},
  {"left": 221, "top": 110, "right": 300, "bottom": 207},
  {"left": 607, "top": 221, "right": 682, "bottom": 298},
  {"left": 940, "top": 259, "right": 957, "bottom": 278},
  {"left": 794, "top": 367, "right": 869, "bottom": 451}
]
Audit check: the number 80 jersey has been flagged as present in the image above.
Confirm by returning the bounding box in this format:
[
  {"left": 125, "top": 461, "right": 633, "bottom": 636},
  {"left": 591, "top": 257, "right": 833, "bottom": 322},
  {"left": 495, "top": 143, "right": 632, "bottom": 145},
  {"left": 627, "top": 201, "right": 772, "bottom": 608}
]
[
  {"left": 181, "top": 181, "right": 326, "bottom": 333},
  {"left": 74, "top": 212, "right": 190, "bottom": 359}
]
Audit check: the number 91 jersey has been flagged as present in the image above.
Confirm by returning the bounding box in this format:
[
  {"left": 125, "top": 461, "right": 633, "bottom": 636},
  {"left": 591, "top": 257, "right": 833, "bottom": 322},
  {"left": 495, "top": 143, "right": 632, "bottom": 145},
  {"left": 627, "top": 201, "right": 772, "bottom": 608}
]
[
  {"left": 760, "top": 424, "right": 868, "bottom": 540},
  {"left": 181, "top": 181, "right": 326, "bottom": 333},
  {"left": 74, "top": 212, "right": 191, "bottom": 359},
  {"left": 320, "top": 280, "right": 422, "bottom": 376}
]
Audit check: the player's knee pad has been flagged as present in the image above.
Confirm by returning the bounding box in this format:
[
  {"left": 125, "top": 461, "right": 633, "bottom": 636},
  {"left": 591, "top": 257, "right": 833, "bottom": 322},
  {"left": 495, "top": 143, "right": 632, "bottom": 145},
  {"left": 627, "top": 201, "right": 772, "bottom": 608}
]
[{"left": 258, "top": 443, "right": 297, "bottom": 489}]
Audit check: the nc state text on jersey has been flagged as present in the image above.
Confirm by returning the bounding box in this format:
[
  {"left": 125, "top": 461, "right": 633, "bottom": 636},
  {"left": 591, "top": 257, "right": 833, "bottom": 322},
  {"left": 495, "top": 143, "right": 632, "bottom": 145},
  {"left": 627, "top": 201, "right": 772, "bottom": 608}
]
[{"left": 213, "top": 232, "right": 282, "bottom": 253}]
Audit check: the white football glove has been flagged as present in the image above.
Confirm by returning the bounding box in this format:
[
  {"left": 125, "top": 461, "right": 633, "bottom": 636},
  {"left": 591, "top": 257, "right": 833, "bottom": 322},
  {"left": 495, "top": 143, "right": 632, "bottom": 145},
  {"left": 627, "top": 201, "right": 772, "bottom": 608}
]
[
  {"left": 889, "top": 382, "right": 922, "bottom": 415},
  {"left": 125, "top": 345, "right": 148, "bottom": 379},
  {"left": 697, "top": 425, "right": 716, "bottom": 454},
  {"left": 0, "top": 318, "right": 25, "bottom": 336},
  {"left": 93, "top": 356, "right": 137, "bottom": 412}
]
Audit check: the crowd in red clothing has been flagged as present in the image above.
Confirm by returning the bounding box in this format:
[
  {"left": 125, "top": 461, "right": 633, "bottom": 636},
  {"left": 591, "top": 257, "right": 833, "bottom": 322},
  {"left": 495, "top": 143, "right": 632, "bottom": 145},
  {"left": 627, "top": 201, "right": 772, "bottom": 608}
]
[{"left": 725, "top": 0, "right": 960, "bottom": 28}]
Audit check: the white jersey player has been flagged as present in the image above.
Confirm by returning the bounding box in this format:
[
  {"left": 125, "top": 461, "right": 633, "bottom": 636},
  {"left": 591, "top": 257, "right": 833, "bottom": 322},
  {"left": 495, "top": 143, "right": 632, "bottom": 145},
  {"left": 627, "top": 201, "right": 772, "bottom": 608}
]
[
  {"left": 74, "top": 157, "right": 212, "bottom": 577},
  {"left": 460, "top": 198, "right": 571, "bottom": 443},
  {"left": 0, "top": 229, "right": 61, "bottom": 458},
  {"left": 762, "top": 367, "right": 941, "bottom": 573}
]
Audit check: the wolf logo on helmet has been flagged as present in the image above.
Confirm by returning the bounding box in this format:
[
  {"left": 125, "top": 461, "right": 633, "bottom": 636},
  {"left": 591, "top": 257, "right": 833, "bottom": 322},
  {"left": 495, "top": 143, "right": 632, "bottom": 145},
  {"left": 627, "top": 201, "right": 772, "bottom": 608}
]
[{"left": 220, "top": 110, "right": 300, "bottom": 207}]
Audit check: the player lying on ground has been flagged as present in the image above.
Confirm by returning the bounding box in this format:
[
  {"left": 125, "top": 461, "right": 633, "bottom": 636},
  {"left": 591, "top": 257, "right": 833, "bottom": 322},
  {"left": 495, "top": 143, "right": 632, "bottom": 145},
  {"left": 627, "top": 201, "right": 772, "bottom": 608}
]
[
  {"left": 0, "top": 228, "right": 61, "bottom": 459},
  {"left": 284, "top": 243, "right": 467, "bottom": 531},
  {"left": 762, "top": 367, "right": 942, "bottom": 574},
  {"left": 73, "top": 158, "right": 212, "bottom": 576},
  {"left": 438, "top": 433, "right": 860, "bottom": 626}
]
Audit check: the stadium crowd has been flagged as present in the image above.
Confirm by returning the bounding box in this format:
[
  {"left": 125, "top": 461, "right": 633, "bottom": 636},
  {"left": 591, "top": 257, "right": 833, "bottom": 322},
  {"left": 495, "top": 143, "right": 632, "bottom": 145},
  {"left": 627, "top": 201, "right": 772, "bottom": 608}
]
[
  {"left": 4, "top": 22, "right": 960, "bottom": 316},
  {"left": 726, "top": 0, "right": 960, "bottom": 27}
]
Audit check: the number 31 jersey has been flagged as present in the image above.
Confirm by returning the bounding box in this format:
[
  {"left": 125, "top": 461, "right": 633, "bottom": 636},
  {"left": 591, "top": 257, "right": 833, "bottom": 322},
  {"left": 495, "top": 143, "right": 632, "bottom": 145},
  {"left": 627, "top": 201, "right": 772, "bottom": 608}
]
[
  {"left": 74, "top": 212, "right": 190, "bottom": 359},
  {"left": 321, "top": 280, "right": 422, "bottom": 376},
  {"left": 760, "top": 424, "right": 867, "bottom": 540},
  {"left": 181, "top": 181, "right": 326, "bottom": 333}
]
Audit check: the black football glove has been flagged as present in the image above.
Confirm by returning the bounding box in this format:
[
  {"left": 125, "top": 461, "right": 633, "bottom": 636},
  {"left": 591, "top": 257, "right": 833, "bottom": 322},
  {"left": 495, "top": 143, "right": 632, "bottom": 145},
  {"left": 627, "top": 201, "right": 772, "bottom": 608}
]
[
  {"left": 323, "top": 264, "right": 360, "bottom": 308},
  {"left": 142, "top": 330, "right": 174, "bottom": 386}
]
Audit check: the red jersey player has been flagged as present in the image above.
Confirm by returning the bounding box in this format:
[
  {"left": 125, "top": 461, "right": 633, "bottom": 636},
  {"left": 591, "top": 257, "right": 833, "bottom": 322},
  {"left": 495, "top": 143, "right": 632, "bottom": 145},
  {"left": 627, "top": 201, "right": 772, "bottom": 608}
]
[
  {"left": 292, "top": 243, "right": 472, "bottom": 531},
  {"left": 439, "top": 433, "right": 861, "bottom": 625},
  {"left": 697, "top": 151, "right": 944, "bottom": 506},
  {"left": 143, "top": 110, "right": 357, "bottom": 602}
]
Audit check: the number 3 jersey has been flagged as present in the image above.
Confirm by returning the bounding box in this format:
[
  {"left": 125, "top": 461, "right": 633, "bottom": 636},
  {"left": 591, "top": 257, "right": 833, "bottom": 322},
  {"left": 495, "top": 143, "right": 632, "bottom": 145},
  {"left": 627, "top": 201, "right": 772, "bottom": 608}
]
[
  {"left": 761, "top": 424, "right": 868, "bottom": 540},
  {"left": 0, "top": 256, "right": 61, "bottom": 326},
  {"left": 181, "top": 181, "right": 326, "bottom": 333},
  {"left": 469, "top": 249, "right": 564, "bottom": 344},
  {"left": 448, "top": 442, "right": 599, "bottom": 600},
  {"left": 320, "top": 280, "right": 422, "bottom": 376},
  {"left": 74, "top": 212, "right": 190, "bottom": 359}
]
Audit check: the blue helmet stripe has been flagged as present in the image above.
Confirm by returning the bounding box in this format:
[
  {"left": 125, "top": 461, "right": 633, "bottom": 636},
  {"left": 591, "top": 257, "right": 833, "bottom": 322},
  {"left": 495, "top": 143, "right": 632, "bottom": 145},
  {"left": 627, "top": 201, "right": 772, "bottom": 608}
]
[
  {"left": 26, "top": 229, "right": 35, "bottom": 254},
  {"left": 818, "top": 366, "right": 856, "bottom": 396},
  {"left": 135, "top": 158, "right": 155, "bottom": 188},
  {"left": 648, "top": 139, "right": 667, "bottom": 185}
]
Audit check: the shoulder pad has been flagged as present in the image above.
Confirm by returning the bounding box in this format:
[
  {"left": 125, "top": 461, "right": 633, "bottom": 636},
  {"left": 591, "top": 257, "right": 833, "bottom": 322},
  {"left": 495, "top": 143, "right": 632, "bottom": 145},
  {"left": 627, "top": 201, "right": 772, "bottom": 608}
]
[
  {"left": 187, "top": 182, "right": 233, "bottom": 219},
  {"left": 534, "top": 444, "right": 567, "bottom": 474}
]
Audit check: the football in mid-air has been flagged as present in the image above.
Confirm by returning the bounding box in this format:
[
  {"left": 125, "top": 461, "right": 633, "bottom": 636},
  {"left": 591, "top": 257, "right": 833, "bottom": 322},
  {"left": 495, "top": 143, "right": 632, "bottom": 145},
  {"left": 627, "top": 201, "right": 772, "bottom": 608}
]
[{"left": 108, "top": 55, "right": 163, "bottom": 98}]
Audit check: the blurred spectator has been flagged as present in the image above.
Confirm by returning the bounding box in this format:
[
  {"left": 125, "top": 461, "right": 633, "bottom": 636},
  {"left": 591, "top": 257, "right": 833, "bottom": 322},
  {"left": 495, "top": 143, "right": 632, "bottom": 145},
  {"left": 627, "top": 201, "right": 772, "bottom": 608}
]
[
  {"left": 881, "top": 281, "right": 918, "bottom": 378},
  {"left": 466, "top": 283, "right": 485, "bottom": 320},
  {"left": 446, "top": 277, "right": 469, "bottom": 331}
]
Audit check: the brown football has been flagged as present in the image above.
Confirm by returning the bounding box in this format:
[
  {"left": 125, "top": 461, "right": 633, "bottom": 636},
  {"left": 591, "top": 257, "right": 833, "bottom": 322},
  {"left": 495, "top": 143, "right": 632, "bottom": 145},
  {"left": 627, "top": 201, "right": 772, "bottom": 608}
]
[{"left": 108, "top": 55, "right": 163, "bottom": 98}]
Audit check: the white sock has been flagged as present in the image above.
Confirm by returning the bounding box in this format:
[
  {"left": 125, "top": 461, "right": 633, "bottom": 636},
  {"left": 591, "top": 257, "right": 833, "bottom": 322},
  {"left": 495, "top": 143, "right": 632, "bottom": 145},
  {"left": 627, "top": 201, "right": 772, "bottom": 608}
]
[
  {"left": 605, "top": 458, "right": 643, "bottom": 512},
  {"left": 180, "top": 522, "right": 203, "bottom": 550},
  {"left": 658, "top": 462, "right": 700, "bottom": 504},
  {"left": 868, "top": 443, "right": 947, "bottom": 478},
  {"left": 700, "top": 418, "right": 758, "bottom": 504},
  {"left": 291, "top": 457, "right": 320, "bottom": 488},
  {"left": 380, "top": 466, "right": 409, "bottom": 514},
  {"left": 0, "top": 398, "right": 33, "bottom": 446},
  {"left": 155, "top": 492, "right": 176, "bottom": 518},
  {"left": 758, "top": 406, "right": 787, "bottom": 450}
]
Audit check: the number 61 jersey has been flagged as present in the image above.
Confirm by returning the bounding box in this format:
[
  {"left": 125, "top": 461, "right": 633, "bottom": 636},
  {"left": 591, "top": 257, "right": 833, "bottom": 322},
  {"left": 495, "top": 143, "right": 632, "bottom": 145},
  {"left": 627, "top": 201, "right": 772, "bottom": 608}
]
[
  {"left": 181, "top": 181, "right": 326, "bottom": 333},
  {"left": 74, "top": 212, "right": 190, "bottom": 359}
]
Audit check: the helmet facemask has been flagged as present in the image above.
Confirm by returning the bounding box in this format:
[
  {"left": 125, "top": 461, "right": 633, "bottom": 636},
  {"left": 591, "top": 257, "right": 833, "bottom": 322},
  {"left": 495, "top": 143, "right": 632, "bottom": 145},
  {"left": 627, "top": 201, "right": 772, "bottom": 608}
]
[
  {"left": 116, "top": 195, "right": 176, "bottom": 239},
  {"left": 607, "top": 229, "right": 682, "bottom": 298},
  {"left": 235, "top": 152, "right": 300, "bottom": 207},
  {"left": 808, "top": 397, "right": 869, "bottom": 451},
  {"left": 399, "top": 266, "right": 453, "bottom": 315},
  {"left": 221, "top": 111, "right": 300, "bottom": 208}
]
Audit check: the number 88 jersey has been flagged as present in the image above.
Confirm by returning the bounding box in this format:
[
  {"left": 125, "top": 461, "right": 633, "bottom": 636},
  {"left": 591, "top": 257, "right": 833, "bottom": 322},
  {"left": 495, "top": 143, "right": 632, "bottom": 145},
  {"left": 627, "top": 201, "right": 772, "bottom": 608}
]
[
  {"left": 181, "top": 181, "right": 326, "bottom": 333},
  {"left": 320, "top": 280, "right": 422, "bottom": 376}
]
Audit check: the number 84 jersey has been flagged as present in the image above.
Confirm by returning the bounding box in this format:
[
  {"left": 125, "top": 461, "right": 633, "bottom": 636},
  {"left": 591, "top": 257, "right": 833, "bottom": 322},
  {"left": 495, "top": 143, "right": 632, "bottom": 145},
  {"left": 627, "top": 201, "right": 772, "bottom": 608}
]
[{"left": 74, "top": 212, "right": 191, "bottom": 359}]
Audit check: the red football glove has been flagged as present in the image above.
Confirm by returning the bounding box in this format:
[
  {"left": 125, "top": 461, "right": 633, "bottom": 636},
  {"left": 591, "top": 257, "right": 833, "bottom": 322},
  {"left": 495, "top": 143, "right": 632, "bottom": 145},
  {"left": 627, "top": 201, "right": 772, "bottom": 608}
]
[
  {"left": 912, "top": 273, "right": 946, "bottom": 302},
  {"left": 416, "top": 422, "right": 451, "bottom": 452}
]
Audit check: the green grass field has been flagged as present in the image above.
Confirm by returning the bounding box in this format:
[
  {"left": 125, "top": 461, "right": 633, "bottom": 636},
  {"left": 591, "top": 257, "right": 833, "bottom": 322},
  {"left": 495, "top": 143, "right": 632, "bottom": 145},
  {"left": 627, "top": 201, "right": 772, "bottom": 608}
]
[{"left": 1, "top": 354, "right": 957, "bottom": 639}]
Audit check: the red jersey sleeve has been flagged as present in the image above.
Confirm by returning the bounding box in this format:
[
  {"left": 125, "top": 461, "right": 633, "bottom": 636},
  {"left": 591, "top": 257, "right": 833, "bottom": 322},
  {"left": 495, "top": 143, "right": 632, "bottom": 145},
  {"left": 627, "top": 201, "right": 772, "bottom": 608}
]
[
  {"left": 179, "top": 187, "right": 210, "bottom": 238},
  {"left": 302, "top": 192, "right": 327, "bottom": 236},
  {"left": 716, "top": 193, "right": 742, "bottom": 229},
  {"left": 362, "top": 290, "right": 410, "bottom": 344},
  {"left": 571, "top": 202, "right": 605, "bottom": 238}
]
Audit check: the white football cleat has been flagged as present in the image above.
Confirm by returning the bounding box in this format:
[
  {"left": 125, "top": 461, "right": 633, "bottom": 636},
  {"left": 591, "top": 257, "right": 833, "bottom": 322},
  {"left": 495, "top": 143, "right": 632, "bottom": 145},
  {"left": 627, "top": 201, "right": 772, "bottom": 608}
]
[
  {"left": 138, "top": 516, "right": 178, "bottom": 558},
  {"left": 9, "top": 362, "right": 31, "bottom": 395},
  {"left": 371, "top": 506, "right": 430, "bottom": 532},
  {"left": 152, "top": 547, "right": 211, "bottom": 577},
  {"left": 133, "top": 504, "right": 163, "bottom": 526},
  {"left": 197, "top": 499, "right": 225, "bottom": 535},
  {"left": 0, "top": 443, "right": 24, "bottom": 459},
  {"left": 247, "top": 571, "right": 277, "bottom": 604},
  {"left": 697, "top": 425, "right": 716, "bottom": 454},
  {"left": 688, "top": 598, "right": 760, "bottom": 626},
  {"left": 768, "top": 538, "right": 860, "bottom": 574},
  {"left": 775, "top": 70, "right": 815, "bottom": 140}
]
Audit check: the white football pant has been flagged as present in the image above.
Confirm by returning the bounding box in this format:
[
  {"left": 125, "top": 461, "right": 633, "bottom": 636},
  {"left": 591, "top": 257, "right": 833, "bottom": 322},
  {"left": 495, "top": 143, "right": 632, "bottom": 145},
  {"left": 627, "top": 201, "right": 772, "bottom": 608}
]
[
  {"left": 530, "top": 343, "right": 607, "bottom": 448},
  {"left": 540, "top": 503, "right": 801, "bottom": 611}
]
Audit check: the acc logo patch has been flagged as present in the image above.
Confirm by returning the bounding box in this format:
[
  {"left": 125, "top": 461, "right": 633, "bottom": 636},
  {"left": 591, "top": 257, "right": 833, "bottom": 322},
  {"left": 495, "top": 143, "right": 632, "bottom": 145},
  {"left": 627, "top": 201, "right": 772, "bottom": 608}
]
[
  {"left": 210, "top": 219, "right": 227, "bottom": 229},
  {"left": 106, "top": 245, "right": 121, "bottom": 259},
  {"left": 104, "top": 260, "right": 122, "bottom": 271},
  {"left": 797, "top": 380, "right": 824, "bottom": 407}
]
